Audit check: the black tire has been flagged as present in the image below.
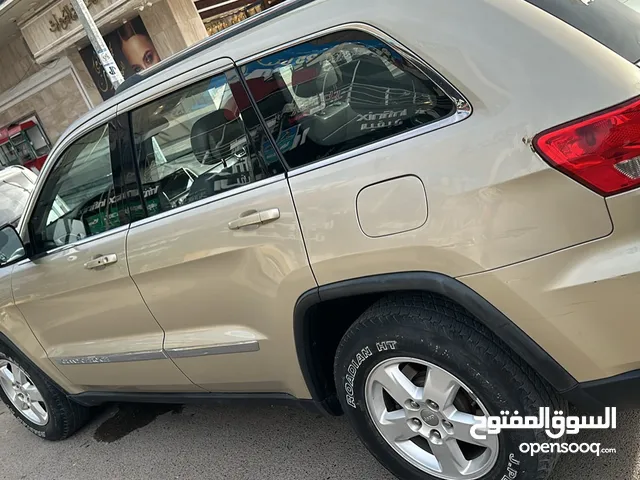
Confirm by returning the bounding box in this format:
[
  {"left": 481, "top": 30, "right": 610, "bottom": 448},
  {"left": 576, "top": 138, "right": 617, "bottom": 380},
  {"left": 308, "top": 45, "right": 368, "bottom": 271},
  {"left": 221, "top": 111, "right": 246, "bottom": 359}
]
[
  {"left": 334, "top": 292, "right": 567, "bottom": 480},
  {"left": 0, "top": 347, "right": 91, "bottom": 440}
]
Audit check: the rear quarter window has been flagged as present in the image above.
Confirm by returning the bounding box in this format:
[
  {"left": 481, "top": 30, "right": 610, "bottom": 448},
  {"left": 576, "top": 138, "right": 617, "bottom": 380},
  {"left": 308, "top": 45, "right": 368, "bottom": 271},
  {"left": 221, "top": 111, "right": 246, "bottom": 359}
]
[{"left": 240, "top": 30, "right": 459, "bottom": 169}]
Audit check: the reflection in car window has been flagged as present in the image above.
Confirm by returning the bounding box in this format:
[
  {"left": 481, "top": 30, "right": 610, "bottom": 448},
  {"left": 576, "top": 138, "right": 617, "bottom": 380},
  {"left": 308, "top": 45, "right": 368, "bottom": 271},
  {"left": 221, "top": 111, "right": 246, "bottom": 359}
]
[
  {"left": 30, "top": 124, "right": 119, "bottom": 253},
  {"left": 241, "top": 30, "right": 456, "bottom": 169},
  {"left": 130, "top": 69, "right": 283, "bottom": 219}
]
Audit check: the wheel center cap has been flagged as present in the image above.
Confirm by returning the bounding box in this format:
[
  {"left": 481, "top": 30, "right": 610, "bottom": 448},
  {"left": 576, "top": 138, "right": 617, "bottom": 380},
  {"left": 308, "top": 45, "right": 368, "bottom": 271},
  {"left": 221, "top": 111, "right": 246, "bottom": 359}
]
[{"left": 420, "top": 410, "right": 439, "bottom": 427}]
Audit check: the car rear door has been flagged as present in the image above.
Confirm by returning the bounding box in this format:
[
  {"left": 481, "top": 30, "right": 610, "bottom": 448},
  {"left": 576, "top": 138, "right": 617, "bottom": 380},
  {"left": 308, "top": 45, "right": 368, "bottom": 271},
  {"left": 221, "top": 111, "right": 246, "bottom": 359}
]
[
  {"left": 120, "top": 60, "right": 317, "bottom": 397},
  {"left": 11, "top": 108, "right": 197, "bottom": 392}
]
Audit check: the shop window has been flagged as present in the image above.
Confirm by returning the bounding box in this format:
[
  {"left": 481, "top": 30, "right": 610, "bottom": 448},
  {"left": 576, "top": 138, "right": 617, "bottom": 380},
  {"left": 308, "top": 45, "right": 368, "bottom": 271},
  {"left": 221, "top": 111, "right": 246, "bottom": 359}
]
[
  {"left": 203, "top": 1, "right": 264, "bottom": 36},
  {"left": 30, "top": 124, "right": 118, "bottom": 253},
  {"left": 130, "top": 69, "right": 282, "bottom": 219},
  {"left": 240, "top": 30, "right": 456, "bottom": 169}
]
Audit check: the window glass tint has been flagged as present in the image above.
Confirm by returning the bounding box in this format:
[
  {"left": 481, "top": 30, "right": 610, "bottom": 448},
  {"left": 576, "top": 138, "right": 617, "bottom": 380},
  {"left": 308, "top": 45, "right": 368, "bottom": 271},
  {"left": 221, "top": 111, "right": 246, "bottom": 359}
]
[
  {"left": 130, "top": 69, "right": 283, "bottom": 218},
  {"left": 241, "top": 30, "right": 456, "bottom": 169},
  {"left": 30, "top": 124, "right": 119, "bottom": 253}
]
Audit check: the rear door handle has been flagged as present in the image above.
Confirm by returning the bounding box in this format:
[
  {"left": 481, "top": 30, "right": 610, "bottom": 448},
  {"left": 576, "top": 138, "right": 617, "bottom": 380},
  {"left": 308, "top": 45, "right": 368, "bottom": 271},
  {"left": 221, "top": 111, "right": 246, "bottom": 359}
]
[
  {"left": 84, "top": 254, "right": 118, "bottom": 270},
  {"left": 228, "top": 208, "right": 280, "bottom": 230}
]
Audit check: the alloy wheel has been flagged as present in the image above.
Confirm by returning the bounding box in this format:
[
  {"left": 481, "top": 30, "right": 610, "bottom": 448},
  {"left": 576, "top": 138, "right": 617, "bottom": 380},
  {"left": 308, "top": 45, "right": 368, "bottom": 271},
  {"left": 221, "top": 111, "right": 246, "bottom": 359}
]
[
  {"left": 0, "top": 360, "right": 48, "bottom": 426},
  {"left": 365, "top": 357, "right": 499, "bottom": 480}
]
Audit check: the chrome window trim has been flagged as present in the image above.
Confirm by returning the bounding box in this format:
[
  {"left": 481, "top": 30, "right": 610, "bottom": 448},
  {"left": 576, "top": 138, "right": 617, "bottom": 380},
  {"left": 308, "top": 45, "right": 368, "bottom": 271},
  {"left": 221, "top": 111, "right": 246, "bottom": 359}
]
[
  {"left": 235, "top": 22, "right": 472, "bottom": 177},
  {"left": 165, "top": 341, "right": 260, "bottom": 359},
  {"left": 128, "top": 174, "right": 286, "bottom": 230},
  {"left": 289, "top": 111, "right": 468, "bottom": 177},
  {"left": 44, "top": 225, "right": 130, "bottom": 257},
  {"left": 13, "top": 225, "right": 130, "bottom": 267}
]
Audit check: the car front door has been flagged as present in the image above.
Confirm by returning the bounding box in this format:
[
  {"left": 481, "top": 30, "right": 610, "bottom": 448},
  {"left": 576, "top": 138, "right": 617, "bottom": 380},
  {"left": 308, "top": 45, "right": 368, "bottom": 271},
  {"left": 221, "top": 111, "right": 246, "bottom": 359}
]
[
  {"left": 121, "top": 64, "right": 317, "bottom": 397},
  {"left": 11, "top": 111, "right": 197, "bottom": 392}
]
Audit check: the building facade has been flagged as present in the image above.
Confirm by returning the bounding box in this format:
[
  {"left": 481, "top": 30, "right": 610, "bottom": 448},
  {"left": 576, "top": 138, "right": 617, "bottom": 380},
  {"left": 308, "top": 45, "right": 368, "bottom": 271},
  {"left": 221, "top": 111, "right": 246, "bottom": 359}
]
[{"left": 0, "top": 0, "right": 282, "bottom": 171}]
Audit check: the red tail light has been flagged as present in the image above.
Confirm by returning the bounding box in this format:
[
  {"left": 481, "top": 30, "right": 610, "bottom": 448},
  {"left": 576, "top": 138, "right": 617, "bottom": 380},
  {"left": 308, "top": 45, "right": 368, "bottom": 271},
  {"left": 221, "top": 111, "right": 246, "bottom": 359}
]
[{"left": 534, "top": 96, "right": 640, "bottom": 196}]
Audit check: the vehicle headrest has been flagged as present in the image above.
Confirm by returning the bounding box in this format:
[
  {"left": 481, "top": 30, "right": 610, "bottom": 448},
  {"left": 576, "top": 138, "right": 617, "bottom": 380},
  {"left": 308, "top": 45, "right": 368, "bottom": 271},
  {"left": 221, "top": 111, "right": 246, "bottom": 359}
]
[
  {"left": 190, "top": 109, "right": 245, "bottom": 165},
  {"left": 293, "top": 64, "right": 339, "bottom": 98}
]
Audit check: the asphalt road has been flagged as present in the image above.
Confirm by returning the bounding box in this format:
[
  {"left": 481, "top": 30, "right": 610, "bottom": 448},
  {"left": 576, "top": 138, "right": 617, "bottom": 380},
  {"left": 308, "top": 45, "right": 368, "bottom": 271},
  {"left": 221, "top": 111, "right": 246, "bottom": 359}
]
[{"left": 1, "top": 401, "right": 638, "bottom": 480}]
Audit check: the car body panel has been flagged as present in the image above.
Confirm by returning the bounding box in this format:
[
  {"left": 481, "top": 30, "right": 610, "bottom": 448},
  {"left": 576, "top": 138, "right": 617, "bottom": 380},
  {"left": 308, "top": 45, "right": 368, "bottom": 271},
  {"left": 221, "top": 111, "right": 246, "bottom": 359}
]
[
  {"left": 0, "top": 0, "right": 640, "bottom": 401},
  {"left": 10, "top": 227, "right": 198, "bottom": 392},
  {"left": 0, "top": 264, "right": 76, "bottom": 392},
  {"left": 288, "top": 128, "right": 614, "bottom": 285},
  {"left": 126, "top": 176, "right": 317, "bottom": 396},
  {"left": 460, "top": 188, "right": 640, "bottom": 382}
]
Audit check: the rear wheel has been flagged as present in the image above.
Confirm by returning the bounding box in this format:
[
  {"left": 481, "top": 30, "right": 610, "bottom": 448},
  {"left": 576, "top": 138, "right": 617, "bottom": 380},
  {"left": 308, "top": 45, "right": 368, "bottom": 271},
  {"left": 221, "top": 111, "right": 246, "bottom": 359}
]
[
  {"left": 0, "top": 348, "right": 91, "bottom": 440},
  {"left": 334, "top": 293, "right": 565, "bottom": 480}
]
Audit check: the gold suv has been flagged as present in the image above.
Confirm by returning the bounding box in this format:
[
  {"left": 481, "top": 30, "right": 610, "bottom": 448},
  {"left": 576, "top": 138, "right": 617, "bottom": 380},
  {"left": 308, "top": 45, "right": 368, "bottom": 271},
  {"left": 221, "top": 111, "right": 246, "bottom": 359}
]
[{"left": 1, "top": 1, "right": 640, "bottom": 479}]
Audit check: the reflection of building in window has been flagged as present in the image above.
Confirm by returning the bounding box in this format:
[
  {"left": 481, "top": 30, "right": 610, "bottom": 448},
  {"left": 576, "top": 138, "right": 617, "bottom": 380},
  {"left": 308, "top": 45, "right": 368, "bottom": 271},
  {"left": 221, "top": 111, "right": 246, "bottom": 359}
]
[
  {"left": 198, "top": 0, "right": 286, "bottom": 36},
  {"left": 0, "top": 115, "right": 52, "bottom": 173},
  {"left": 130, "top": 71, "right": 282, "bottom": 218},
  {"left": 241, "top": 30, "right": 455, "bottom": 169}
]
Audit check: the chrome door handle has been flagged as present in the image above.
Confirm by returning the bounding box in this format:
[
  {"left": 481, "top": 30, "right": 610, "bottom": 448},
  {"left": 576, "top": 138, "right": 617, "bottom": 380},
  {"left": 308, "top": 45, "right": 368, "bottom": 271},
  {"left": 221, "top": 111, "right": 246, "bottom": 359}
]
[
  {"left": 84, "top": 254, "right": 118, "bottom": 270},
  {"left": 228, "top": 208, "right": 281, "bottom": 230}
]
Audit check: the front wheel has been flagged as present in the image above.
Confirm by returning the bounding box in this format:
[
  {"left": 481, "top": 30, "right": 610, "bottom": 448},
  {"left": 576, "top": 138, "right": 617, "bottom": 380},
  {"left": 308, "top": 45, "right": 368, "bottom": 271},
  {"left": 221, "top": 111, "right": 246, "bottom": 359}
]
[
  {"left": 334, "top": 293, "right": 565, "bottom": 480},
  {"left": 0, "top": 349, "right": 91, "bottom": 440}
]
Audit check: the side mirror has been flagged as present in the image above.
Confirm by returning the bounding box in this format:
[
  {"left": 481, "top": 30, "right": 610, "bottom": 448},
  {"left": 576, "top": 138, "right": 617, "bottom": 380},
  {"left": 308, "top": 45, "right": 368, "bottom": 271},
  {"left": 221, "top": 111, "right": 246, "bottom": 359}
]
[{"left": 0, "top": 224, "right": 26, "bottom": 267}]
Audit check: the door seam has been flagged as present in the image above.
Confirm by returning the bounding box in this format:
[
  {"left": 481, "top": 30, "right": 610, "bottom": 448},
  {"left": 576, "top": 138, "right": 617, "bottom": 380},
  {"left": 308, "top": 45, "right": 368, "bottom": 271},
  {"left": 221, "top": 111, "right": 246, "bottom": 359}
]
[{"left": 123, "top": 227, "right": 206, "bottom": 390}]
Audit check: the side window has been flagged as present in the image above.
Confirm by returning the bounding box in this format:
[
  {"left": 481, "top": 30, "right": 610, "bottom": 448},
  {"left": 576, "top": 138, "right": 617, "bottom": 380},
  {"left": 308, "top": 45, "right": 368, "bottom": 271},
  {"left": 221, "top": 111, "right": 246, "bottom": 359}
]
[
  {"left": 130, "top": 69, "right": 283, "bottom": 218},
  {"left": 241, "top": 30, "right": 457, "bottom": 169},
  {"left": 29, "top": 124, "right": 120, "bottom": 253}
]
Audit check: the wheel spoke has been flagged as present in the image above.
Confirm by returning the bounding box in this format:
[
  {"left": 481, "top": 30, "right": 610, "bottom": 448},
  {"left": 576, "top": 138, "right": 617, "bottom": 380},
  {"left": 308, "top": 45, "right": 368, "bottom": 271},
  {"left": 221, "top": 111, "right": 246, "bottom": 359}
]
[
  {"left": 422, "top": 366, "right": 459, "bottom": 408},
  {"left": 430, "top": 437, "right": 470, "bottom": 477},
  {"left": 0, "top": 364, "right": 14, "bottom": 384},
  {"left": 371, "top": 363, "right": 421, "bottom": 404},
  {"left": 30, "top": 403, "right": 47, "bottom": 424},
  {"left": 376, "top": 409, "right": 414, "bottom": 442},
  {"left": 12, "top": 366, "right": 26, "bottom": 386},
  {"left": 23, "top": 383, "right": 44, "bottom": 404},
  {"left": 0, "top": 365, "right": 16, "bottom": 401},
  {"left": 446, "top": 409, "right": 497, "bottom": 448}
]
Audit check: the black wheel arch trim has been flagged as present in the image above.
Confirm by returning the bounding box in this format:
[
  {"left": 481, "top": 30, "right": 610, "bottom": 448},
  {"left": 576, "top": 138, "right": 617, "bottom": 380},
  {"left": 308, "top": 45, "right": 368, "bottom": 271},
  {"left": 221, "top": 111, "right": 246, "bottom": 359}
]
[
  {"left": 294, "top": 271, "right": 581, "bottom": 410},
  {"left": 0, "top": 332, "right": 70, "bottom": 395}
]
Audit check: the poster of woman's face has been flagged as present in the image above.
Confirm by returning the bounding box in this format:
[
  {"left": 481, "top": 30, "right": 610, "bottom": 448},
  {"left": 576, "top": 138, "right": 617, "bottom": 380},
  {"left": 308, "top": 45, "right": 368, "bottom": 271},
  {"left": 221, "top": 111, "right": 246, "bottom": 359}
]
[{"left": 80, "top": 16, "right": 161, "bottom": 100}]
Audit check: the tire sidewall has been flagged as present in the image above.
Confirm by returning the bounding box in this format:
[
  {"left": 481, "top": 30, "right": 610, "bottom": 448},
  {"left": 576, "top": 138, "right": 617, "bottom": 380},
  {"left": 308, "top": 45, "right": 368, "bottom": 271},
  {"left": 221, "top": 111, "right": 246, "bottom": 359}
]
[{"left": 336, "top": 323, "right": 541, "bottom": 480}]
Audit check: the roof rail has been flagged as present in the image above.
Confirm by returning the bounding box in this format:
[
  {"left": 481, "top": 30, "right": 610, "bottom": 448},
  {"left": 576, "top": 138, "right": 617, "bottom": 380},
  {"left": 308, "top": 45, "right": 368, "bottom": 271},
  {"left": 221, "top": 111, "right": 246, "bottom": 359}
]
[{"left": 115, "top": 0, "right": 318, "bottom": 95}]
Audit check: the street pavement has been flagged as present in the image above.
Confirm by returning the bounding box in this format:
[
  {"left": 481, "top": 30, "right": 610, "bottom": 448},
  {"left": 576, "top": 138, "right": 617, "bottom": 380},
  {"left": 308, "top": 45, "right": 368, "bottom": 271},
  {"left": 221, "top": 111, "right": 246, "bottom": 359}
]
[{"left": 1, "top": 400, "right": 638, "bottom": 479}]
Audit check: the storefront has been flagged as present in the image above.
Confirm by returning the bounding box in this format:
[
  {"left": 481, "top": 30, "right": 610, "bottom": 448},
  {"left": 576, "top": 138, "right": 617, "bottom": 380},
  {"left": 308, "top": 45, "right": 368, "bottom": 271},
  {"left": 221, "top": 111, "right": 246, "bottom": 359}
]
[
  {"left": 0, "top": 0, "right": 211, "bottom": 172},
  {"left": 0, "top": 0, "right": 288, "bottom": 173}
]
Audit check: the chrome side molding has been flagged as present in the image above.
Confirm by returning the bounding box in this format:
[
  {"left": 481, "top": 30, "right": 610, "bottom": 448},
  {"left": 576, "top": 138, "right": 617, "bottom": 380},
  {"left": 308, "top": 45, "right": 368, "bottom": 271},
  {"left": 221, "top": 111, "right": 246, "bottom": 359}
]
[
  {"left": 56, "top": 350, "right": 166, "bottom": 365},
  {"left": 165, "top": 341, "right": 260, "bottom": 359},
  {"left": 53, "top": 341, "right": 260, "bottom": 365}
]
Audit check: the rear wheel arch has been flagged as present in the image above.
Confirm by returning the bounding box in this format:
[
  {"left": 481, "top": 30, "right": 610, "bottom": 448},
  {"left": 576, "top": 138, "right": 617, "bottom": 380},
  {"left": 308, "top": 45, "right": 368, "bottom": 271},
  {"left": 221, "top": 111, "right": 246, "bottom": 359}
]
[{"left": 293, "top": 271, "right": 579, "bottom": 414}]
